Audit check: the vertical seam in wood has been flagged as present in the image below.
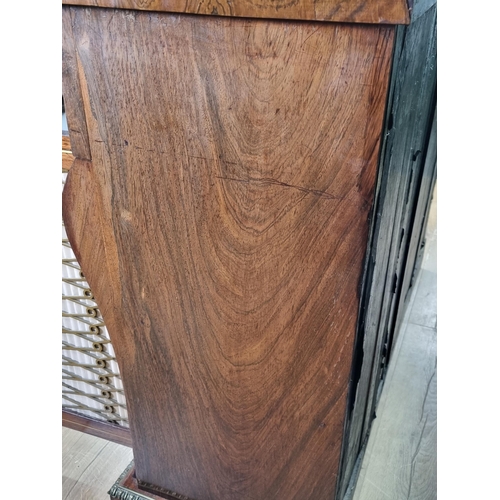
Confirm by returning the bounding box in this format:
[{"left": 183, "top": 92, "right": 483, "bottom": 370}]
[{"left": 63, "top": 6, "right": 92, "bottom": 162}]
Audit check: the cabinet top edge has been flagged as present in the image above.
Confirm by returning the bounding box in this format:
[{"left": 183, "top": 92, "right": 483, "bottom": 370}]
[{"left": 62, "top": 0, "right": 410, "bottom": 25}]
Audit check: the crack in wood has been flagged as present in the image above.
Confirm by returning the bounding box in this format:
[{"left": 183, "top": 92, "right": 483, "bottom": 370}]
[{"left": 215, "top": 175, "right": 340, "bottom": 199}]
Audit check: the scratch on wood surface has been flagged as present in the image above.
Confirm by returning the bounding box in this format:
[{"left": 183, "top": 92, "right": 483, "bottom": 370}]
[
  {"left": 215, "top": 175, "right": 340, "bottom": 199},
  {"left": 300, "top": 27, "right": 320, "bottom": 47}
]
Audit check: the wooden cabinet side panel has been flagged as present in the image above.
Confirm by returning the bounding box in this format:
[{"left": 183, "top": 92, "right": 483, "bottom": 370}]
[{"left": 62, "top": 8, "right": 394, "bottom": 500}]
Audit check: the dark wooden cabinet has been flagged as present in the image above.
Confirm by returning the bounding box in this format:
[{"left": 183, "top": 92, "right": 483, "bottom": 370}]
[{"left": 62, "top": 0, "right": 436, "bottom": 498}]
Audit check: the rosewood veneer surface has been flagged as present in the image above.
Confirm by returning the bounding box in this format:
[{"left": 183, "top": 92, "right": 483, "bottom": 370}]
[
  {"left": 62, "top": 6, "right": 396, "bottom": 499},
  {"left": 62, "top": 0, "right": 409, "bottom": 25}
]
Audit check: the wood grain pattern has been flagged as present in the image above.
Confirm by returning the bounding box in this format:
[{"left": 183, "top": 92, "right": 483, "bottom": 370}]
[
  {"left": 62, "top": 12, "right": 91, "bottom": 161},
  {"left": 63, "top": 135, "right": 75, "bottom": 171},
  {"left": 62, "top": 135, "right": 72, "bottom": 152},
  {"left": 62, "top": 253, "right": 437, "bottom": 499},
  {"left": 62, "top": 0, "right": 409, "bottom": 25},
  {"left": 62, "top": 7, "right": 394, "bottom": 499},
  {"left": 63, "top": 153, "right": 74, "bottom": 171}
]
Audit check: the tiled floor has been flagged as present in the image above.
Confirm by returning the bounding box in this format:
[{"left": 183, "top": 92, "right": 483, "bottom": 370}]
[{"left": 62, "top": 190, "right": 437, "bottom": 500}]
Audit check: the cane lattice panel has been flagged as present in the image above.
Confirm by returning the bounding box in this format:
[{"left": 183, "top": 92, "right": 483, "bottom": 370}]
[{"left": 62, "top": 167, "right": 129, "bottom": 427}]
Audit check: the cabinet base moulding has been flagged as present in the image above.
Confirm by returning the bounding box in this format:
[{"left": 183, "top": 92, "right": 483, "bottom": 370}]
[{"left": 109, "top": 462, "right": 194, "bottom": 500}]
